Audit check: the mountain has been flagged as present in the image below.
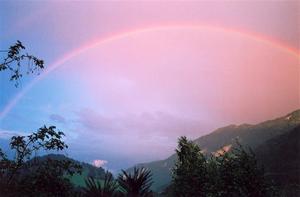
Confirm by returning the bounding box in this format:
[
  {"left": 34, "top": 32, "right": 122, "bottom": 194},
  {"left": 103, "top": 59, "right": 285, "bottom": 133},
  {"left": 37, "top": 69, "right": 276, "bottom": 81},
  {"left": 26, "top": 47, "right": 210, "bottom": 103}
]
[
  {"left": 29, "top": 154, "right": 108, "bottom": 187},
  {"left": 255, "top": 125, "right": 300, "bottom": 196},
  {"left": 130, "top": 109, "right": 300, "bottom": 191}
]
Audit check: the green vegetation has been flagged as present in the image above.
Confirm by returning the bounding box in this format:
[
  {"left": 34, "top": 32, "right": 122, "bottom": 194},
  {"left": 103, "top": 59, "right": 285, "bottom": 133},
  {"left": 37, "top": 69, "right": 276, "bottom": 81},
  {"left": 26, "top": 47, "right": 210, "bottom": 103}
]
[
  {"left": 83, "top": 172, "right": 118, "bottom": 197},
  {"left": 118, "top": 167, "right": 153, "bottom": 197},
  {"left": 164, "top": 136, "right": 277, "bottom": 197},
  {"left": 171, "top": 136, "right": 207, "bottom": 196},
  {"left": 69, "top": 168, "right": 90, "bottom": 187},
  {"left": 0, "top": 126, "right": 82, "bottom": 196}
]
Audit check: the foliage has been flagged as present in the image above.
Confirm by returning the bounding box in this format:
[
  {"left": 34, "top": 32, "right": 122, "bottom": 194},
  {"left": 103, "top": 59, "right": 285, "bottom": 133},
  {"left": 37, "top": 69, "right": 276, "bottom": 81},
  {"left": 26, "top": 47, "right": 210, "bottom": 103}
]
[
  {"left": 208, "top": 142, "right": 277, "bottom": 197},
  {"left": 169, "top": 136, "right": 278, "bottom": 197},
  {"left": 0, "top": 40, "right": 44, "bottom": 86},
  {"left": 171, "top": 136, "right": 208, "bottom": 196},
  {"left": 118, "top": 167, "right": 153, "bottom": 197},
  {"left": 0, "top": 126, "right": 82, "bottom": 196},
  {"left": 83, "top": 171, "right": 118, "bottom": 197}
]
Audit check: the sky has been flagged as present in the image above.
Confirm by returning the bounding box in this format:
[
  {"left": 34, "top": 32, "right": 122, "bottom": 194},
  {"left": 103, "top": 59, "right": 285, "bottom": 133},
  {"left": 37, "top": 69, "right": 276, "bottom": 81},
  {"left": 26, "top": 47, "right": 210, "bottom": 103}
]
[{"left": 0, "top": 1, "right": 299, "bottom": 171}]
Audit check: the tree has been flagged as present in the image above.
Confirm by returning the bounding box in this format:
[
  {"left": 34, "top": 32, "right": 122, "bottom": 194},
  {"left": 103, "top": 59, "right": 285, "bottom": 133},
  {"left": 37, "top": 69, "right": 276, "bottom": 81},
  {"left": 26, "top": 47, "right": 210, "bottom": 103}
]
[
  {"left": 0, "top": 126, "right": 82, "bottom": 196},
  {"left": 118, "top": 167, "right": 153, "bottom": 197},
  {"left": 172, "top": 136, "right": 208, "bottom": 197},
  {"left": 211, "top": 143, "right": 278, "bottom": 197},
  {"left": 0, "top": 42, "right": 82, "bottom": 196},
  {"left": 169, "top": 136, "right": 277, "bottom": 197},
  {"left": 0, "top": 40, "right": 44, "bottom": 86},
  {"left": 83, "top": 171, "right": 118, "bottom": 197}
]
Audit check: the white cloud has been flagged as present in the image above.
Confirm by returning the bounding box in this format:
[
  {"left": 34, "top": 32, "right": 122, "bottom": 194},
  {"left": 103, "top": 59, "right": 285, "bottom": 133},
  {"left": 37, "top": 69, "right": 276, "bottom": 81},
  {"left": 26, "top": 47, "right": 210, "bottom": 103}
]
[{"left": 92, "top": 159, "right": 108, "bottom": 168}]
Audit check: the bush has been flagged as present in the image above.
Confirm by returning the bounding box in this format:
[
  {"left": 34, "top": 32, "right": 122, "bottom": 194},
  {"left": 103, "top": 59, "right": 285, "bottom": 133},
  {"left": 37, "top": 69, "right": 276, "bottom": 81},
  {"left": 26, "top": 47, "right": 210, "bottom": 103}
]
[{"left": 169, "top": 136, "right": 277, "bottom": 197}]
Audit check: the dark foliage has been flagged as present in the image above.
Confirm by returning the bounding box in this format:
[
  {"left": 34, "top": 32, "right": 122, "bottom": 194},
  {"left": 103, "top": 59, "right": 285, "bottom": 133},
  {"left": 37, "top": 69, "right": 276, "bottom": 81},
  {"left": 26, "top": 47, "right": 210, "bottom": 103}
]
[
  {"left": 118, "top": 167, "right": 153, "bottom": 197},
  {"left": 171, "top": 136, "right": 207, "bottom": 196},
  {"left": 83, "top": 172, "right": 118, "bottom": 197},
  {"left": 208, "top": 142, "right": 277, "bottom": 197},
  {"left": 168, "top": 136, "right": 277, "bottom": 197},
  {"left": 0, "top": 126, "right": 82, "bottom": 196},
  {"left": 0, "top": 40, "right": 44, "bottom": 86}
]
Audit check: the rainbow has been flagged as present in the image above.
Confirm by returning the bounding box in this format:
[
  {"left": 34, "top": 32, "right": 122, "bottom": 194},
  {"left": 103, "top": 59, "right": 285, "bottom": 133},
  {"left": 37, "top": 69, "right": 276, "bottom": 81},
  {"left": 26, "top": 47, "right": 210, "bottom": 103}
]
[{"left": 1, "top": 23, "right": 299, "bottom": 120}]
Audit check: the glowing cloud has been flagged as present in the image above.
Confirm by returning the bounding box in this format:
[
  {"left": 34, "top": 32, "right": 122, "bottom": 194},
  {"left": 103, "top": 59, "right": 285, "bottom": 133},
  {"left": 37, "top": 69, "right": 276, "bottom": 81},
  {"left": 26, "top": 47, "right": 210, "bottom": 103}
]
[{"left": 92, "top": 159, "right": 108, "bottom": 168}]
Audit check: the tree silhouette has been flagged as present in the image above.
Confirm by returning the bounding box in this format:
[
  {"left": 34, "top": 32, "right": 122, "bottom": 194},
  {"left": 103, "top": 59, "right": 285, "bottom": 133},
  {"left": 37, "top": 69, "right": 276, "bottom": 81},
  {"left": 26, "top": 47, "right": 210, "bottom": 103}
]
[
  {"left": 171, "top": 136, "right": 208, "bottom": 197},
  {"left": 118, "top": 167, "right": 153, "bottom": 197},
  {"left": 0, "top": 126, "right": 82, "bottom": 196},
  {"left": 209, "top": 142, "right": 278, "bottom": 197},
  {"left": 169, "top": 136, "right": 277, "bottom": 197},
  {"left": 83, "top": 171, "right": 118, "bottom": 197},
  {"left": 0, "top": 40, "right": 44, "bottom": 86},
  {"left": 0, "top": 42, "right": 82, "bottom": 196}
]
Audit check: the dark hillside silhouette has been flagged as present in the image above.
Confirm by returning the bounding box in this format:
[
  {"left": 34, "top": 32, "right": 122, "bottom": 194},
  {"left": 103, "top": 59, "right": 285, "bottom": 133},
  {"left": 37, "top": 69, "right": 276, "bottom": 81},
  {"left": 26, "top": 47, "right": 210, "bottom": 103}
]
[
  {"left": 256, "top": 125, "right": 300, "bottom": 196},
  {"left": 131, "top": 110, "right": 300, "bottom": 192}
]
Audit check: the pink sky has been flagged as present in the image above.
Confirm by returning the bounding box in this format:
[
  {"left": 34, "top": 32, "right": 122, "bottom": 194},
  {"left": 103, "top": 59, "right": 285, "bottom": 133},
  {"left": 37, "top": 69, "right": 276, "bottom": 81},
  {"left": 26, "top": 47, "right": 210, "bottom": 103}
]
[{"left": 0, "top": 1, "right": 299, "bottom": 169}]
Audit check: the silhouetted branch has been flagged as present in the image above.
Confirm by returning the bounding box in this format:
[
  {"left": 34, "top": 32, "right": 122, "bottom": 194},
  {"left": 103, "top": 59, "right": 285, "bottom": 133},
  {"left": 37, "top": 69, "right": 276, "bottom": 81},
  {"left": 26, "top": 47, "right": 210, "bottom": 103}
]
[{"left": 0, "top": 40, "right": 44, "bottom": 87}]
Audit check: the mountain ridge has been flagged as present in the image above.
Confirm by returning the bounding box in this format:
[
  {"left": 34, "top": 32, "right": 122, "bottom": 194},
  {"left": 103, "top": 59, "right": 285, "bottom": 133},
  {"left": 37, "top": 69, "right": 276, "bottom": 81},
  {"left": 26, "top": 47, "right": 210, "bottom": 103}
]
[
  {"left": 28, "top": 154, "right": 108, "bottom": 187},
  {"left": 129, "top": 109, "right": 300, "bottom": 191}
]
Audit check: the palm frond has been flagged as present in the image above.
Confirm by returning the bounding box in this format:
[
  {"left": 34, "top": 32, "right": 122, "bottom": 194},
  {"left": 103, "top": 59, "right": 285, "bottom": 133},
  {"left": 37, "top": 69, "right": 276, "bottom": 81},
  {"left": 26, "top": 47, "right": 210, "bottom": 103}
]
[
  {"left": 83, "top": 171, "right": 117, "bottom": 197},
  {"left": 118, "top": 167, "right": 153, "bottom": 197}
]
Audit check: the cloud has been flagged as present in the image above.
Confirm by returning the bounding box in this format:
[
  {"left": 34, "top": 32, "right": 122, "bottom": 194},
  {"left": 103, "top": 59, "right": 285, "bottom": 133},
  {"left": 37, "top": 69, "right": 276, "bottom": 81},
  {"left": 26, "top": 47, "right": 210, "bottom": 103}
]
[
  {"left": 213, "top": 144, "right": 232, "bottom": 157},
  {"left": 92, "top": 159, "right": 108, "bottom": 168},
  {"left": 67, "top": 108, "right": 217, "bottom": 169},
  {"left": 70, "top": 108, "right": 214, "bottom": 162},
  {"left": 76, "top": 108, "right": 210, "bottom": 138},
  {"left": 0, "top": 129, "right": 26, "bottom": 139},
  {"left": 49, "top": 114, "right": 66, "bottom": 124}
]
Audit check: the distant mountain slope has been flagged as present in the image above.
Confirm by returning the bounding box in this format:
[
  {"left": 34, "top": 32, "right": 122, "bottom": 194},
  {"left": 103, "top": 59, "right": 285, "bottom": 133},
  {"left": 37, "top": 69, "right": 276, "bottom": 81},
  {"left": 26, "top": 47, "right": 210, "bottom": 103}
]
[
  {"left": 30, "top": 154, "right": 108, "bottom": 187},
  {"left": 255, "top": 125, "right": 300, "bottom": 186},
  {"left": 194, "top": 109, "right": 300, "bottom": 152},
  {"left": 131, "top": 109, "right": 300, "bottom": 191}
]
